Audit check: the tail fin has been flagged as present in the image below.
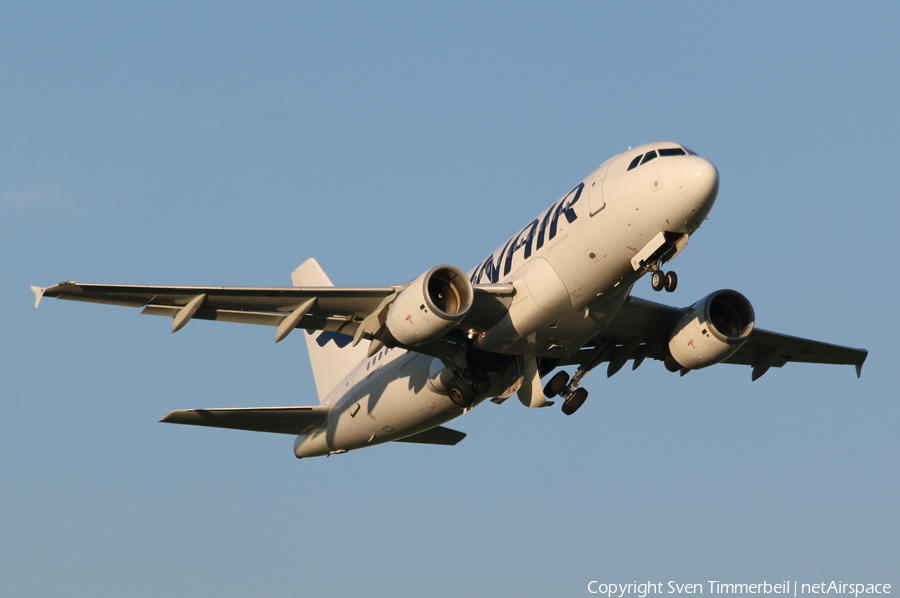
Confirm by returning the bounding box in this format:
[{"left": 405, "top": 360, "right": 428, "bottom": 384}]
[{"left": 292, "top": 259, "right": 368, "bottom": 403}]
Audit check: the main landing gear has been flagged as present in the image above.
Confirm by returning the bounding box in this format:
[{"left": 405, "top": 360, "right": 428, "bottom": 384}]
[
  {"left": 650, "top": 269, "right": 677, "bottom": 292},
  {"left": 447, "top": 378, "right": 475, "bottom": 408},
  {"left": 543, "top": 342, "right": 612, "bottom": 416},
  {"left": 446, "top": 362, "right": 491, "bottom": 409},
  {"left": 543, "top": 370, "right": 590, "bottom": 416}
]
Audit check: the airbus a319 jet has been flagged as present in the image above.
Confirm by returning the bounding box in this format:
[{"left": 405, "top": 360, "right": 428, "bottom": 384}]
[{"left": 32, "top": 142, "right": 867, "bottom": 458}]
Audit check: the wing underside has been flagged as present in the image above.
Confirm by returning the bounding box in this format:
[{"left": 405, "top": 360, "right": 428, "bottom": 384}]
[
  {"left": 32, "top": 280, "right": 514, "bottom": 345},
  {"left": 557, "top": 296, "right": 867, "bottom": 379}
]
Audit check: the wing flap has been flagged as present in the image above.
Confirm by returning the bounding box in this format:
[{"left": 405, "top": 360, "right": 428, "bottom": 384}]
[{"left": 160, "top": 405, "right": 329, "bottom": 435}]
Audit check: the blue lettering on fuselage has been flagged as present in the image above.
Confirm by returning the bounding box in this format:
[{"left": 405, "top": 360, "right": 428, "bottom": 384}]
[
  {"left": 502, "top": 218, "right": 539, "bottom": 276},
  {"left": 470, "top": 182, "right": 584, "bottom": 284},
  {"left": 549, "top": 182, "right": 582, "bottom": 238}
]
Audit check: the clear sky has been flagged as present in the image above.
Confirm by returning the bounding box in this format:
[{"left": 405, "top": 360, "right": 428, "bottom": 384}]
[{"left": 3, "top": 3, "right": 898, "bottom": 597}]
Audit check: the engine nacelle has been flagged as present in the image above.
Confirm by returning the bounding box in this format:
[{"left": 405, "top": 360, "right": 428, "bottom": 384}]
[
  {"left": 666, "top": 290, "right": 755, "bottom": 371},
  {"left": 383, "top": 265, "right": 474, "bottom": 347}
]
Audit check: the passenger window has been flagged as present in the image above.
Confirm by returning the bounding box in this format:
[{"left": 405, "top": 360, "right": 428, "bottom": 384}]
[
  {"left": 628, "top": 155, "right": 643, "bottom": 171},
  {"left": 658, "top": 148, "right": 686, "bottom": 157},
  {"left": 640, "top": 151, "right": 658, "bottom": 165}
]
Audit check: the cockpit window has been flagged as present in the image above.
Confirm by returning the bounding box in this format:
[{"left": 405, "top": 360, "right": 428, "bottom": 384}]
[
  {"left": 682, "top": 146, "right": 698, "bottom": 155},
  {"left": 640, "top": 150, "right": 658, "bottom": 165},
  {"left": 628, "top": 146, "right": 695, "bottom": 172}
]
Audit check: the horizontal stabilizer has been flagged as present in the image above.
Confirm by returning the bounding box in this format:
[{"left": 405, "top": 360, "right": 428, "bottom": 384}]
[
  {"left": 395, "top": 426, "right": 466, "bottom": 446},
  {"left": 160, "top": 405, "right": 329, "bottom": 435}
]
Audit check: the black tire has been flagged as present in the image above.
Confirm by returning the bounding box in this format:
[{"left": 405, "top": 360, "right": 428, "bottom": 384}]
[
  {"left": 664, "top": 271, "right": 678, "bottom": 292},
  {"left": 561, "top": 388, "right": 588, "bottom": 416},
  {"left": 543, "top": 370, "right": 570, "bottom": 398},
  {"left": 447, "top": 377, "right": 475, "bottom": 408},
  {"left": 651, "top": 271, "right": 665, "bottom": 291}
]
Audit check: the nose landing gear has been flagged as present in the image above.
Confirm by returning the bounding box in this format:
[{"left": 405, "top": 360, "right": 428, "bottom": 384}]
[
  {"left": 650, "top": 269, "right": 677, "bottom": 292},
  {"left": 633, "top": 231, "right": 687, "bottom": 293}
]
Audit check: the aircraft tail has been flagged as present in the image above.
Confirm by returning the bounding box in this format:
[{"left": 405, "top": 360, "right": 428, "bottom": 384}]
[{"left": 292, "top": 259, "right": 368, "bottom": 403}]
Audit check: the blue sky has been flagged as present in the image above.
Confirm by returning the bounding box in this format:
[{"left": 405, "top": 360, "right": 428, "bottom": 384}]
[{"left": 3, "top": 3, "right": 897, "bottom": 596}]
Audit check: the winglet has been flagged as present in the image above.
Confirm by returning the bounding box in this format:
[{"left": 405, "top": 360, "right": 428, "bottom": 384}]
[
  {"left": 30, "top": 286, "right": 45, "bottom": 309},
  {"left": 855, "top": 351, "right": 868, "bottom": 378}
]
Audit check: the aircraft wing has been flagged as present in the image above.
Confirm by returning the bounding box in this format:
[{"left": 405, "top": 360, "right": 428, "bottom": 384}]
[
  {"left": 32, "top": 280, "right": 514, "bottom": 345},
  {"left": 561, "top": 295, "right": 868, "bottom": 379}
]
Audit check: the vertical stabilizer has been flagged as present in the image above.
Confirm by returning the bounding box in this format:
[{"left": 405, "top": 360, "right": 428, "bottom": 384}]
[{"left": 292, "top": 259, "right": 368, "bottom": 403}]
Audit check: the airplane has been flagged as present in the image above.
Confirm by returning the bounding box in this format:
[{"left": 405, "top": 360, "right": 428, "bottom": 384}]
[{"left": 31, "top": 142, "right": 868, "bottom": 459}]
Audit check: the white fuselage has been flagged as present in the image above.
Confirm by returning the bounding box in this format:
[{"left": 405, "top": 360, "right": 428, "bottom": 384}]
[{"left": 294, "top": 142, "right": 720, "bottom": 457}]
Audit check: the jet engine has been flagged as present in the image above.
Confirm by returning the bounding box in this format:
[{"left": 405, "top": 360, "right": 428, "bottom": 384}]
[
  {"left": 666, "top": 290, "right": 755, "bottom": 371},
  {"left": 382, "top": 265, "right": 474, "bottom": 347}
]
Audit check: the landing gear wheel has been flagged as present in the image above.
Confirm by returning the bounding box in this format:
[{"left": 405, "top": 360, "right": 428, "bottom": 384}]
[
  {"left": 651, "top": 271, "right": 666, "bottom": 292},
  {"left": 543, "top": 371, "right": 570, "bottom": 398},
  {"left": 447, "top": 377, "right": 475, "bottom": 408},
  {"left": 664, "top": 271, "right": 678, "bottom": 292},
  {"left": 561, "top": 387, "right": 589, "bottom": 416}
]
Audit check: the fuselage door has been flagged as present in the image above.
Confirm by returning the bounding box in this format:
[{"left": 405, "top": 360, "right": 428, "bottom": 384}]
[{"left": 588, "top": 160, "right": 611, "bottom": 216}]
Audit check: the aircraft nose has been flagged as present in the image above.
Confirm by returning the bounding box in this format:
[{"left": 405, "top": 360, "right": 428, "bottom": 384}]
[{"left": 673, "top": 155, "right": 719, "bottom": 206}]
